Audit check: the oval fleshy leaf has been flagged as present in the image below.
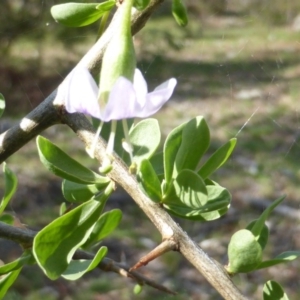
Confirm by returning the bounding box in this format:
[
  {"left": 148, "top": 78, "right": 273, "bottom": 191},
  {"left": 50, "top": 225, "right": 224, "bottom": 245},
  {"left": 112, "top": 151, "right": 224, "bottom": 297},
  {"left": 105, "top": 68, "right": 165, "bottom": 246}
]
[
  {"left": 205, "top": 185, "right": 231, "bottom": 211},
  {"left": 149, "top": 152, "right": 164, "bottom": 177},
  {"left": 198, "top": 138, "right": 237, "bottom": 179},
  {"left": 0, "top": 93, "right": 5, "bottom": 118},
  {"left": 173, "top": 116, "right": 210, "bottom": 178},
  {"left": 129, "top": 119, "right": 161, "bottom": 165},
  {"left": 263, "top": 280, "right": 290, "bottom": 300},
  {"left": 163, "top": 121, "right": 187, "bottom": 186},
  {"left": 37, "top": 136, "right": 108, "bottom": 184},
  {"left": 137, "top": 159, "right": 162, "bottom": 203},
  {"left": 83, "top": 209, "right": 122, "bottom": 249},
  {"left": 164, "top": 176, "right": 230, "bottom": 221},
  {"left": 227, "top": 229, "right": 263, "bottom": 274},
  {"left": 163, "top": 169, "right": 208, "bottom": 207},
  {"left": 51, "top": 2, "right": 115, "bottom": 27},
  {"left": 62, "top": 246, "right": 107, "bottom": 280},
  {"left": 0, "top": 163, "right": 18, "bottom": 215},
  {"left": 62, "top": 180, "right": 109, "bottom": 203},
  {"left": 33, "top": 193, "right": 109, "bottom": 280}
]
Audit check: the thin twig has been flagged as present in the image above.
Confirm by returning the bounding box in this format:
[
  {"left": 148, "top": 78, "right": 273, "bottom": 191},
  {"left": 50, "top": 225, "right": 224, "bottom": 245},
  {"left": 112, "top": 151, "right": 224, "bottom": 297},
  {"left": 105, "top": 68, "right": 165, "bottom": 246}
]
[
  {"left": 0, "top": 222, "right": 175, "bottom": 294},
  {"left": 0, "top": 221, "right": 35, "bottom": 246},
  {"left": 130, "top": 239, "right": 177, "bottom": 271},
  {"left": 74, "top": 251, "right": 176, "bottom": 295}
]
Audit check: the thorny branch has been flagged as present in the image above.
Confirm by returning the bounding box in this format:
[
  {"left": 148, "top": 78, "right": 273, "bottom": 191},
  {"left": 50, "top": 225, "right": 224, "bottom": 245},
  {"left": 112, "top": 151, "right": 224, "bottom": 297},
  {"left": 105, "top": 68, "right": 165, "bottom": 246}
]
[
  {"left": 62, "top": 112, "right": 247, "bottom": 300},
  {"left": 0, "top": 1, "right": 247, "bottom": 299}
]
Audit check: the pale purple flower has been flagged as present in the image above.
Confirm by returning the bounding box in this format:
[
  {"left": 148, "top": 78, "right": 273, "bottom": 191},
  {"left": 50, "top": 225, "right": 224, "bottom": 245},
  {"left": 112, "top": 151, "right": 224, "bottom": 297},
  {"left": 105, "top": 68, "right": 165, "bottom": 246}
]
[{"left": 65, "top": 67, "right": 177, "bottom": 121}]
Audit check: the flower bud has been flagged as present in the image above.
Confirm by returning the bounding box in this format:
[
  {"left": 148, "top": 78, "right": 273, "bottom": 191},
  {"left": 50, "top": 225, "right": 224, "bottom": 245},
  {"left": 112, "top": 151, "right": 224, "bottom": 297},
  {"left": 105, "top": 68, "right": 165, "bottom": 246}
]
[{"left": 99, "top": 0, "right": 136, "bottom": 107}]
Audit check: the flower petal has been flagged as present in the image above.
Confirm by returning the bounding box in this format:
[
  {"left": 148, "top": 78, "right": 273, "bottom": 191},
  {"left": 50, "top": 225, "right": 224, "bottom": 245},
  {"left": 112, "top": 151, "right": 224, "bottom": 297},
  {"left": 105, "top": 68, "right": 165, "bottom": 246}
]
[
  {"left": 102, "top": 77, "right": 138, "bottom": 121},
  {"left": 133, "top": 69, "right": 148, "bottom": 106},
  {"left": 65, "top": 67, "right": 101, "bottom": 119},
  {"left": 134, "top": 78, "right": 177, "bottom": 118},
  {"left": 65, "top": 66, "right": 177, "bottom": 121}
]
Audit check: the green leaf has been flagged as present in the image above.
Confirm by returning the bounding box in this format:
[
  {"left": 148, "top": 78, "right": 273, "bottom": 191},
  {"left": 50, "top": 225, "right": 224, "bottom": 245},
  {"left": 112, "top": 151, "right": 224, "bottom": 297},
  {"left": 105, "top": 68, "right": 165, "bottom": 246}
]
[
  {"left": 0, "top": 163, "right": 18, "bottom": 215},
  {"left": 185, "top": 204, "right": 229, "bottom": 221},
  {"left": 137, "top": 159, "right": 162, "bottom": 203},
  {"left": 62, "top": 180, "right": 109, "bottom": 203},
  {"left": 198, "top": 138, "right": 237, "bottom": 179},
  {"left": 0, "top": 214, "right": 14, "bottom": 225},
  {"left": 164, "top": 121, "right": 187, "bottom": 186},
  {"left": 204, "top": 178, "right": 218, "bottom": 185},
  {"left": 263, "top": 280, "right": 290, "bottom": 300},
  {"left": 257, "top": 251, "right": 300, "bottom": 270},
  {"left": 59, "top": 202, "right": 67, "bottom": 216},
  {"left": 163, "top": 169, "right": 208, "bottom": 207},
  {"left": 33, "top": 185, "right": 112, "bottom": 280},
  {"left": 0, "top": 93, "right": 5, "bottom": 118},
  {"left": 149, "top": 152, "right": 164, "bottom": 177},
  {"left": 246, "top": 220, "right": 269, "bottom": 250},
  {"left": 83, "top": 209, "right": 122, "bottom": 249},
  {"left": 227, "top": 229, "right": 263, "bottom": 274},
  {"left": 37, "top": 136, "right": 108, "bottom": 184},
  {"left": 134, "top": 0, "right": 150, "bottom": 10},
  {"left": 250, "top": 196, "right": 285, "bottom": 238},
  {"left": 0, "top": 253, "right": 32, "bottom": 275},
  {"left": 0, "top": 269, "right": 22, "bottom": 299},
  {"left": 164, "top": 172, "right": 230, "bottom": 221},
  {"left": 62, "top": 246, "right": 107, "bottom": 280},
  {"left": 172, "top": 0, "right": 188, "bottom": 27},
  {"left": 51, "top": 1, "right": 115, "bottom": 27},
  {"left": 173, "top": 116, "right": 210, "bottom": 178},
  {"left": 129, "top": 119, "right": 161, "bottom": 165},
  {"left": 205, "top": 185, "right": 231, "bottom": 211}
]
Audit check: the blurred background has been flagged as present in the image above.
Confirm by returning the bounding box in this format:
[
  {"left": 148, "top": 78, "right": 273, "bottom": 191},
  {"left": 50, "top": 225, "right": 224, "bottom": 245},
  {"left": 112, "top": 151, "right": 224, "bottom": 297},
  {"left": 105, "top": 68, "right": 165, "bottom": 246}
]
[{"left": 1, "top": 0, "right": 300, "bottom": 299}]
